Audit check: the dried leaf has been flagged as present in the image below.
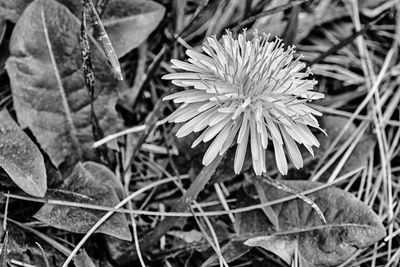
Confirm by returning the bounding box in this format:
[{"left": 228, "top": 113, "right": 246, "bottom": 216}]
[
  {"left": 6, "top": 0, "right": 126, "bottom": 168},
  {"left": 102, "top": 0, "right": 165, "bottom": 58},
  {"left": 34, "top": 162, "right": 132, "bottom": 241},
  {"left": 0, "top": 110, "right": 46, "bottom": 197},
  {"left": 240, "top": 180, "right": 385, "bottom": 267}
]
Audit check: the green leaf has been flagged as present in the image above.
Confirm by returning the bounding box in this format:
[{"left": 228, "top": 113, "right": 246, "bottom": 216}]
[
  {"left": 0, "top": 109, "right": 46, "bottom": 197},
  {"left": 240, "top": 179, "right": 386, "bottom": 267},
  {"left": 5, "top": 0, "right": 126, "bottom": 168},
  {"left": 102, "top": 0, "right": 165, "bottom": 58},
  {"left": 73, "top": 249, "right": 96, "bottom": 267},
  {"left": 0, "top": 0, "right": 33, "bottom": 24},
  {"left": 34, "top": 162, "right": 132, "bottom": 241},
  {"left": 82, "top": 161, "right": 124, "bottom": 199},
  {"left": 318, "top": 116, "right": 375, "bottom": 179}
]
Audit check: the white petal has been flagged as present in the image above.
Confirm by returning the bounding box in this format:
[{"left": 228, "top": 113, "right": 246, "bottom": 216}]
[
  {"left": 171, "top": 59, "right": 206, "bottom": 72},
  {"left": 186, "top": 49, "right": 213, "bottom": 64},
  {"left": 192, "top": 108, "right": 218, "bottom": 132},
  {"left": 176, "top": 113, "right": 207, "bottom": 138},
  {"left": 162, "top": 72, "right": 213, "bottom": 80},
  {"left": 202, "top": 121, "right": 234, "bottom": 165},
  {"left": 234, "top": 125, "right": 250, "bottom": 174},
  {"left": 304, "top": 144, "right": 314, "bottom": 157},
  {"left": 174, "top": 92, "right": 212, "bottom": 103},
  {"left": 237, "top": 112, "right": 250, "bottom": 143},
  {"left": 250, "top": 120, "right": 259, "bottom": 161},
  {"left": 203, "top": 117, "right": 231, "bottom": 142},
  {"left": 220, "top": 121, "right": 241, "bottom": 155},
  {"left": 163, "top": 90, "right": 203, "bottom": 101},
  {"left": 209, "top": 112, "right": 230, "bottom": 126},
  {"left": 272, "top": 137, "right": 288, "bottom": 175},
  {"left": 298, "top": 123, "right": 320, "bottom": 147},
  {"left": 265, "top": 116, "right": 283, "bottom": 144},
  {"left": 191, "top": 130, "right": 208, "bottom": 148},
  {"left": 280, "top": 126, "right": 303, "bottom": 169},
  {"left": 169, "top": 102, "right": 206, "bottom": 123},
  {"left": 198, "top": 101, "right": 217, "bottom": 113}
]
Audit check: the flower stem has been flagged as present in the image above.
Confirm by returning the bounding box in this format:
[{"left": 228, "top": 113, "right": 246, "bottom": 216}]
[{"left": 140, "top": 155, "right": 223, "bottom": 252}]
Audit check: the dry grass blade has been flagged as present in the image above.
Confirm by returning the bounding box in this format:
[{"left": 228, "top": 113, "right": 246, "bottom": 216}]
[
  {"left": 232, "top": 0, "right": 309, "bottom": 32},
  {"left": 253, "top": 175, "right": 327, "bottom": 224}
]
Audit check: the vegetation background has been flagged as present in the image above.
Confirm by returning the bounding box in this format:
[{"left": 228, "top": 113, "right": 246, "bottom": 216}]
[{"left": 0, "top": 0, "right": 398, "bottom": 266}]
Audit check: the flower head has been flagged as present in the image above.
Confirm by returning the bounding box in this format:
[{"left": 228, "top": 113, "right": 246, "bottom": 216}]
[{"left": 163, "top": 30, "right": 324, "bottom": 175}]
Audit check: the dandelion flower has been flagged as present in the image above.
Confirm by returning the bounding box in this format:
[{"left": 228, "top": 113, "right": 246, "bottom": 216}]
[{"left": 162, "top": 30, "right": 324, "bottom": 175}]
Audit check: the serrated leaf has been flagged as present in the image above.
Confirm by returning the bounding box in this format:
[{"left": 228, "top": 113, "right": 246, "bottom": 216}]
[
  {"left": 240, "top": 179, "right": 385, "bottom": 267},
  {"left": 102, "top": 0, "right": 165, "bottom": 58},
  {"left": 5, "top": 0, "right": 126, "bottom": 168},
  {"left": 0, "top": 109, "right": 46, "bottom": 197},
  {"left": 34, "top": 162, "right": 132, "bottom": 241}
]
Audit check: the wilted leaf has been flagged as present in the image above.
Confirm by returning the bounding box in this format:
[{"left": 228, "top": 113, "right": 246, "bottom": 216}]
[
  {"left": 0, "top": 109, "right": 46, "bottom": 197},
  {"left": 34, "top": 162, "right": 132, "bottom": 241},
  {"left": 240, "top": 179, "right": 385, "bottom": 267},
  {"left": 82, "top": 161, "right": 124, "bottom": 199},
  {"left": 102, "top": 0, "right": 165, "bottom": 58},
  {"left": 6, "top": 0, "right": 126, "bottom": 168},
  {"left": 73, "top": 249, "right": 96, "bottom": 267}
]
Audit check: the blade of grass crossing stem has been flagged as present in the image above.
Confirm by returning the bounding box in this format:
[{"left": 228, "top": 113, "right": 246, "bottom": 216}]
[
  {"left": 84, "top": 0, "right": 122, "bottom": 80},
  {"left": 80, "top": 1, "right": 109, "bottom": 163}
]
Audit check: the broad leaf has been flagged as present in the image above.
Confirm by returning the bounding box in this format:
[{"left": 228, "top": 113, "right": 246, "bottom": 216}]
[
  {"left": 240, "top": 179, "right": 385, "bottom": 267},
  {"left": 34, "top": 162, "right": 132, "bottom": 241},
  {"left": 0, "top": 0, "right": 33, "bottom": 24},
  {"left": 82, "top": 161, "right": 124, "bottom": 199},
  {"left": 6, "top": 0, "right": 126, "bottom": 168},
  {"left": 318, "top": 116, "right": 375, "bottom": 179},
  {"left": 0, "top": 109, "right": 46, "bottom": 197},
  {"left": 102, "top": 0, "right": 165, "bottom": 58},
  {"left": 73, "top": 249, "right": 96, "bottom": 267}
]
